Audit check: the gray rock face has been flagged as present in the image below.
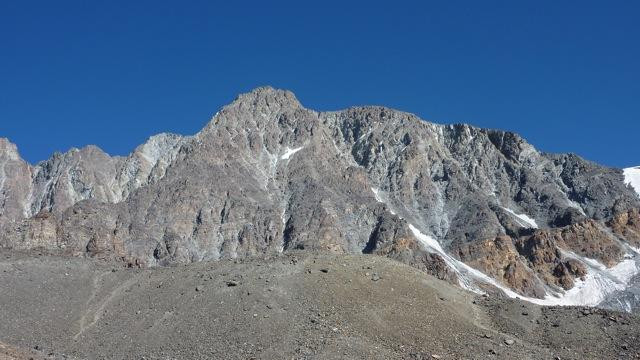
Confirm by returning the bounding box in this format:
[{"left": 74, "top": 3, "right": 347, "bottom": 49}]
[
  {"left": 1, "top": 87, "right": 639, "bottom": 306},
  {"left": 0, "top": 133, "right": 186, "bottom": 221}
]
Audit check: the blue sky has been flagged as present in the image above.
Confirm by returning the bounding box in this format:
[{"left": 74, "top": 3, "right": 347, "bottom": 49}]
[{"left": 1, "top": 1, "right": 638, "bottom": 167}]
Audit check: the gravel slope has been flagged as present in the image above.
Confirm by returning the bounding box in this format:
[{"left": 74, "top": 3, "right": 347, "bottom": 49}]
[{"left": 0, "top": 250, "right": 638, "bottom": 359}]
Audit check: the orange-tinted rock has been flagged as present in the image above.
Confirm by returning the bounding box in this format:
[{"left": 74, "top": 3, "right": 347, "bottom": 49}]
[
  {"left": 455, "top": 236, "right": 546, "bottom": 298},
  {"left": 607, "top": 208, "right": 640, "bottom": 248},
  {"left": 557, "top": 220, "right": 624, "bottom": 267},
  {"left": 511, "top": 214, "right": 630, "bottom": 294}
]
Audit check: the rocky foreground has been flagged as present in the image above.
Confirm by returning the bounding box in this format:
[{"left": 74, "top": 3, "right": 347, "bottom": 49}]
[{"left": 0, "top": 250, "right": 638, "bottom": 360}]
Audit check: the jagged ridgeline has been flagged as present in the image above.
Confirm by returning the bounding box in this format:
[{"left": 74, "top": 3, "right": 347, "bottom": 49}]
[{"left": 1, "top": 87, "right": 640, "bottom": 308}]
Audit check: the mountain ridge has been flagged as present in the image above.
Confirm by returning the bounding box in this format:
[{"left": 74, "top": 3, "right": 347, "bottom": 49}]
[{"left": 1, "top": 86, "right": 640, "bottom": 310}]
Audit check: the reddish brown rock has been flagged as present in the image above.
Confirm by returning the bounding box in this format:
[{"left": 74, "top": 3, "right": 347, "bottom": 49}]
[
  {"left": 556, "top": 220, "right": 624, "bottom": 266},
  {"left": 513, "top": 216, "right": 629, "bottom": 292},
  {"left": 454, "top": 213, "right": 628, "bottom": 298},
  {"left": 454, "top": 236, "right": 546, "bottom": 298},
  {"left": 607, "top": 208, "right": 640, "bottom": 248}
]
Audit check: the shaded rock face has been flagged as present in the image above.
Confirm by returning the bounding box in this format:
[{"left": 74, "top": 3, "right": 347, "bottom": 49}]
[{"left": 1, "top": 87, "right": 639, "bottom": 301}]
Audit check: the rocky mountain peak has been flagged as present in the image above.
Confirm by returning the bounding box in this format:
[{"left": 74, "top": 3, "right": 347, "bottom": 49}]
[
  {"left": 200, "top": 86, "right": 305, "bottom": 135},
  {"left": 226, "top": 86, "right": 303, "bottom": 119},
  {"left": 233, "top": 86, "right": 302, "bottom": 108}
]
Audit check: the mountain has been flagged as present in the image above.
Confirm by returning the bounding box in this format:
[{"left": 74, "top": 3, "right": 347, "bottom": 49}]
[{"left": 1, "top": 87, "right": 639, "bottom": 309}]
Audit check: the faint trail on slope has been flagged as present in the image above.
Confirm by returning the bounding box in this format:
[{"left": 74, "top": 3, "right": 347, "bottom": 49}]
[
  {"left": 73, "top": 271, "right": 110, "bottom": 340},
  {"left": 73, "top": 271, "right": 139, "bottom": 340}
]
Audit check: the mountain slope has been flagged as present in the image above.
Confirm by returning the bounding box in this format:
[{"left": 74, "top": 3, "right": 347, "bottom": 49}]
[
  {"left": 1, "top": 251, "right": 639, "bottom": 360},
  {"left": 1, "top": 87, "right": 639, "bottom": 308}
]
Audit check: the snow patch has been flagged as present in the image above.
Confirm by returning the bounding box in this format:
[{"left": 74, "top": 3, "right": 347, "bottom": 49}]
[
  {"left": 502, "top": 207, "right": 538, "bottom": 229},
  {"left": 370, "top": 188, "right": 396, "bottom": 215},
  {"left": 371, "top": 187, "right": 383, "bottom": 203},
  {"left": 538, "top": 251, "right": 640, "bottom": 307},
  {"left": 629, "top": 246, "right": 640, "bottom": 255},
  {"left": 280, "top": 146, "right": 304, "bottom": 160},
  {"left": 623, "top": 166, "right": 640, "bottom": 196}
]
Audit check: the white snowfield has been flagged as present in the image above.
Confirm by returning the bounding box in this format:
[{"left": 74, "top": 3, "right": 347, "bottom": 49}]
[
  {"left": 371, "top": 188, "right": 640, "bottom": 308},
  {"left": 624, "top": 166, "right": 640, "bottom": 196},
  {"left": 502, "top": 207, "right": 539, "bottom": 229},
  {"left": 280, "top": 146, "right": 304, "bottom": 160}
]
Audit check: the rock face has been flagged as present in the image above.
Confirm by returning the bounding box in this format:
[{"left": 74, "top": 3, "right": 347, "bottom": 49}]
[
  {"left": 1, "top": 87, "right": 639, "bottom": 305},
  {"left": 0, "top": 134, "right": 185, "bottom": 222}
]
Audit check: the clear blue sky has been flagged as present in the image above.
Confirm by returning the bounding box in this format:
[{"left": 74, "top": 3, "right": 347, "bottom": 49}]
[{"left": 1, "top": 1, "right": 638, "bottom": 167}]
